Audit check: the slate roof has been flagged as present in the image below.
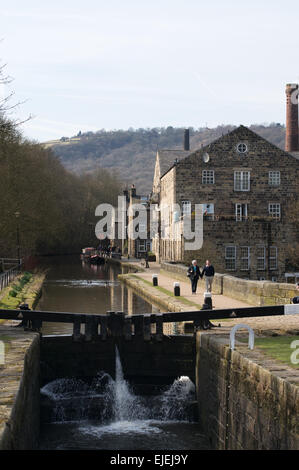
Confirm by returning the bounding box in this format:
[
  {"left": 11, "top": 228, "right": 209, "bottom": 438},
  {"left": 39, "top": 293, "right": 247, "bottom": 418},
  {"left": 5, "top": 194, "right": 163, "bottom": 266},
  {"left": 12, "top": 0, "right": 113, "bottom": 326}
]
[{"left": 158, "top": 149, "right": 192, "bottom": 177}]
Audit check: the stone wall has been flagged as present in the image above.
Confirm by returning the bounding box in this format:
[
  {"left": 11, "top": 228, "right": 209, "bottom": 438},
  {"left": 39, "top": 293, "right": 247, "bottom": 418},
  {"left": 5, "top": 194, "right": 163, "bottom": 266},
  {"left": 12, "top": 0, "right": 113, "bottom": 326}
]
[
  {"left": 0, "top": 333, "right": 40, "bottom": 450},
  {"left": 196, "top": 333, "right": 299, "bottom": 450},
  {"left": 161, "top": 261, "right": 298, "bottom": 306}
]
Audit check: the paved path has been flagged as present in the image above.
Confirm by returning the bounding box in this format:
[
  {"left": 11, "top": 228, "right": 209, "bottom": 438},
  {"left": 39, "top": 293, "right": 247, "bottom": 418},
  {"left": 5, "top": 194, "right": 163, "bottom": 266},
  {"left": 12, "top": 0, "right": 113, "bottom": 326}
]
[
  {"left": 122, "top": 259, "right": 251, "bottom": 309},
  {"left": 120, "top": 258, "right": 299, "bottom": 335}
]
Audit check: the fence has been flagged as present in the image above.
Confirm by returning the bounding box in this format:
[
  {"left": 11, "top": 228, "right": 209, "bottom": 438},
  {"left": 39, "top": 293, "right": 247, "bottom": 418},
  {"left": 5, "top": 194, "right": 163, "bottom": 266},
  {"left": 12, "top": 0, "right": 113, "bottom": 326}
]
[{"left": 0, "top": 260, "right": 22, "bottom": 292}]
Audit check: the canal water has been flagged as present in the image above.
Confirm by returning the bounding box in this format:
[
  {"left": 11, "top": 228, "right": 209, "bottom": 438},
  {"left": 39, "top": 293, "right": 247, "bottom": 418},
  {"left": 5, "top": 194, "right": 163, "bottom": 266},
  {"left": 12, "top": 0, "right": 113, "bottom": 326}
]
[
  {"left": 37, "top": 255, "right": 160, "bottom": 336},
  {"left": 37, "top": 256, "right": 209, "bottom": 450}
]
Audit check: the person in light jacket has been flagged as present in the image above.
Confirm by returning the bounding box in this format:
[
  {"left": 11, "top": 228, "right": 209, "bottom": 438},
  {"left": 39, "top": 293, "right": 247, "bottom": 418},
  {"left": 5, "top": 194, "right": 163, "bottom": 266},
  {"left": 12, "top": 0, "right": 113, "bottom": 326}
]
[{"left": 201, "top": 260, "right": 215, "bottom": 293}]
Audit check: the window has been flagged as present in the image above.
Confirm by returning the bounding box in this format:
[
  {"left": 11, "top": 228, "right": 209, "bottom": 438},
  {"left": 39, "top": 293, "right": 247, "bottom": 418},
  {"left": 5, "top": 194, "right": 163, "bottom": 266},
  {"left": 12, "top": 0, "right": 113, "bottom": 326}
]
[
  {"left": 138, "top": 240, "right": 146, "bottom": 252},
  {"left": 182, "top": 200, "right": 191, "bottom": 215},
  {"left": 269, "top": 246, "right": 278, "bottom": 270},
  {"left": 202, "top": 170, "right": 215, "bottom": 184},
  {"left": 240, "top": 246, "right": 250, "bottom": 270},
  {"left": 237, "top": 143, "right": 248, "bottom": 154},
  {"left": 269, "top": 203, "right": 281, "bottom": 220},
  {"left": 235, "top": 203, "right": 248, "bottom": 221},
  {"left": 257, "top": 246, "right": 266, "bottom": 270},
  {"left": 234, "top": 171, "right": 250, "bottom": 191},
  {"left": 225, "top": 246, "right": 236, "bottom": 270},
  {"left": 203, "top": 203, "right": 214, "bottom": 220},
  {"left": 269, "top": 171, "right": 280, "bottom": 186}
]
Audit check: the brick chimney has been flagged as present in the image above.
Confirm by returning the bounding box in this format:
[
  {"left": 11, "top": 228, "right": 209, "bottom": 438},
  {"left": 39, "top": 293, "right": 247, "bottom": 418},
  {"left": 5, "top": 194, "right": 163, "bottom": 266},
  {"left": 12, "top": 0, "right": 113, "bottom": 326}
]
[
  {"left": 285, "top": 83, "right": 299, "bottom": 152},
  {"left": 184, "top": 129, "right": 190, "bottom": 151}
]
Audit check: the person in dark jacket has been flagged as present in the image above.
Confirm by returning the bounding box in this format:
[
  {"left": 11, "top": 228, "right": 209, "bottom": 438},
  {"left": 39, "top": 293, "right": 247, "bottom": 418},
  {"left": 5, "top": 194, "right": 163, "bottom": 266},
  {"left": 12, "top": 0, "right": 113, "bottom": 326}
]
[
  {"left": 201, "top": 260, "right": 215, "bottom": 293},
  {"left": 187, "top": 260, "right": 201, "bottom": 294},
  {"left": 292, "top": 283, "right": 299, "bottom": 304}
]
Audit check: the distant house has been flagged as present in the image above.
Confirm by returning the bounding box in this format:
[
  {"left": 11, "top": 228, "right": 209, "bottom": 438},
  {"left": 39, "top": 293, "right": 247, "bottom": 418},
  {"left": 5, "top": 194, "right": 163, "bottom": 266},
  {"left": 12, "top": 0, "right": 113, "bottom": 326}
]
[
  {"left": 152, "top": 123, "right": 299, "bottom": 281},
  {"left": 112, "top": 185, "right": 151, "bottom": 259}
]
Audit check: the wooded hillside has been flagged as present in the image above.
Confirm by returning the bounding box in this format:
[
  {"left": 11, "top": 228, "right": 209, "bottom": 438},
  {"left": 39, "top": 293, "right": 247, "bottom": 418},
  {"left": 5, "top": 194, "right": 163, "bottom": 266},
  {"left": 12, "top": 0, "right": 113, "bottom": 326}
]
[{"left": 47, "top": 124, "right": 286, "bottom": 194}]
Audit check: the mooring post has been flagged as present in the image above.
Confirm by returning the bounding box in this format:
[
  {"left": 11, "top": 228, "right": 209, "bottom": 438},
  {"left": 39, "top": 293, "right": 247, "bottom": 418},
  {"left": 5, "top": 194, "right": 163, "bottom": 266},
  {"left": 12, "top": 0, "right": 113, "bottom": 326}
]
[
  {"left": 203, "top": 292, "right": 212, "bottom": 309},
  {"left": 174, "top": 282, "right": 180, "bottom": 296}
]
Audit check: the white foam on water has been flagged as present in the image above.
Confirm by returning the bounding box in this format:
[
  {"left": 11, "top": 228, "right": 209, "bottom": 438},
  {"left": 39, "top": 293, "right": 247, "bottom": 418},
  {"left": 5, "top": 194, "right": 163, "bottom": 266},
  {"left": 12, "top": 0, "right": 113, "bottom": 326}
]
[
  {"left": 41, "top": 347, "right": 196, "bottom": 429},
  {"left": 79, "top": 420, "right": 162, "bottom": 437}
]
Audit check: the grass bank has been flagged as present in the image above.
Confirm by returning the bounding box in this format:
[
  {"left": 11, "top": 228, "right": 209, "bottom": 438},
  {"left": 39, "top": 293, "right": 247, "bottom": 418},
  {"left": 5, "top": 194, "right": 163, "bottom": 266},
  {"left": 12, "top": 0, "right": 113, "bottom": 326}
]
[
  {"left": 253, "top": 336, "right": 299, "bottom": 369},
  {"left": 0, "top": 271, "right": 46, "bottom": 324}
]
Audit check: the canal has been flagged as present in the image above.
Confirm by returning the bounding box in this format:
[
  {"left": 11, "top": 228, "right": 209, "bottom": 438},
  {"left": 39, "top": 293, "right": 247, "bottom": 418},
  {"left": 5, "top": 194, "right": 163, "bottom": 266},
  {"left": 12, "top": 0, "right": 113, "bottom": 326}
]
[
  {"left": 37, "top": 255, "right": 209, "bottom": 451},
  {"left": 37, "top": 255, "right": 160, "bottom": 336}
]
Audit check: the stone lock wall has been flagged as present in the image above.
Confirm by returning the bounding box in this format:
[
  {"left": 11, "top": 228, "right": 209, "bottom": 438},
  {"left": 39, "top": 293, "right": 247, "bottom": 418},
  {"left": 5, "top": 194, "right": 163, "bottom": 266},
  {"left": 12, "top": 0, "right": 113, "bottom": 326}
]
[
  {"left": 196, "top": 333, "right": 299, "bottom": 450},
  {"left": 0, "top": 334, "right": 40, "bottom": 450}
]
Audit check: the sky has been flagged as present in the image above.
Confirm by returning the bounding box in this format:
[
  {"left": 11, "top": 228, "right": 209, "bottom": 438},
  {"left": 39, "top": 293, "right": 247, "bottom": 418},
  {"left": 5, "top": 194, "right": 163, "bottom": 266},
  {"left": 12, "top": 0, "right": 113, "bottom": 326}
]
[{"left": 1, "top": 0, "right": 299, "bottom": 142}]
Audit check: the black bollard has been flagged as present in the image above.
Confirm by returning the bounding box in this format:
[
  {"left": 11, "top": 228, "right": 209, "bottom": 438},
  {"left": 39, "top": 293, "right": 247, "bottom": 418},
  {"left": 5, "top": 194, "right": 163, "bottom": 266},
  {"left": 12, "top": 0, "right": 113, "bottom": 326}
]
[
  {"left": 16, "top": 303, "right": 30, "bottom": 329},
  {"left": 174, "top": 282, "right": 180, "bottom": 296},
  {"left": 152, "top": 274, "right": 158, "bottom": 286},
  {"left": 204, "top": 292, "right": 213, "bottom": 309}
]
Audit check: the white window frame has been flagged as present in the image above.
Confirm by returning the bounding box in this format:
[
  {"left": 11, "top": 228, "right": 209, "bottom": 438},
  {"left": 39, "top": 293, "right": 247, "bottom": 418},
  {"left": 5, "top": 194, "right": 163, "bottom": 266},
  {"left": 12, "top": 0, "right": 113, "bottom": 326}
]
[
  {"left": 237, "top": 142, "right": 248, "bottom": 154},
  {"left": 182, "top": 200, "right": 191, "bottom": 215},
  {"left": 202, "top": 170, "right": 215, "bottom": 184},
  {"left": 257, "top": 245, "right": 266, "bottom": 270},
  {"left": 138, "top": 239, "right": 146, "bottom": 252},
  {"left": 234, "top": 171, "right": 250, "bottom": 192},
  {"left": 268, "top": 203, "right": 281, "bottom": 220},
  {"left": 268, "top": 171, "right": 280, "bottom": 186},
  {"left": 240, "top": 246, "right": 250, "bottom": 271},
  {"left": 269, "top": 246, "right": 278, "bottom": 271},
  {"left": 235, "top": 203, "right": 248, "bottom": 221},
  {"left": 225, "top": 246, "right": 236, "bottom": 271}
]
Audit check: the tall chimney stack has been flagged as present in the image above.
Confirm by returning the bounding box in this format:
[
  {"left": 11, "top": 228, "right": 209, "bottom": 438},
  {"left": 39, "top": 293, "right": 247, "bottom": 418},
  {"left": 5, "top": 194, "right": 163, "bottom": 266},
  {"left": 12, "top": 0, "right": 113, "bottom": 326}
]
[
  {"left": 184, "top": 129, "right": 190, "bottom": 151},
  {"left": 285, "top": 83, "right": 299, "bottom": 152}
]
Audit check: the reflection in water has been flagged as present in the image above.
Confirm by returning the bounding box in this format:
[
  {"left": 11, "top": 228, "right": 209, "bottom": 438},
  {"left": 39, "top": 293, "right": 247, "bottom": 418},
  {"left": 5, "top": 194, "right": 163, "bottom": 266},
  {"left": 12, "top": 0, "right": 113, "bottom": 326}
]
[{"left": 36, "top": 256, "right": 160, "bottom": 336}]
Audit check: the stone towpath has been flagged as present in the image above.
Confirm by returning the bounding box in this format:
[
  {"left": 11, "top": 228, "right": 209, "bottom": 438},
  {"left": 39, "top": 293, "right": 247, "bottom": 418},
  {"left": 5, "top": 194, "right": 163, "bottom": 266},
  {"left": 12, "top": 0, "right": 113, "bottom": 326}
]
[
  {"left": 122, "top": 259, "right": 252, "bottom": 309},
  {"left": 119, "top": 258, "right": 299, "bottom": 335}
]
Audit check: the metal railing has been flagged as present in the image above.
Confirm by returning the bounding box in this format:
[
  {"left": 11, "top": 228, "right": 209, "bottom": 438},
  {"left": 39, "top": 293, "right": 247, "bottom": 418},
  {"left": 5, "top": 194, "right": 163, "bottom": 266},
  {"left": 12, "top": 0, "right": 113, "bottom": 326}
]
[{"left": 0, "top": 265, "right": 21, "bottom": 292}]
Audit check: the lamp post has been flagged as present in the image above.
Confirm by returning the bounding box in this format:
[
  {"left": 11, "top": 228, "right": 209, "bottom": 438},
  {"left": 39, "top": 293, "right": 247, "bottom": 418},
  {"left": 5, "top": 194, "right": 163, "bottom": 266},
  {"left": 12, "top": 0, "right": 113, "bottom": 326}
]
[{"left": 15, "top": 211, "right": 20, "bottom": 266}]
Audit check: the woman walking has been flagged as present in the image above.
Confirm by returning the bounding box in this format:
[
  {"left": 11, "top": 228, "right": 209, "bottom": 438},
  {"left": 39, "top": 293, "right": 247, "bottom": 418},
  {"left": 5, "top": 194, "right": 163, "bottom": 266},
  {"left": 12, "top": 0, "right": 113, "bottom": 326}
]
[{"left": 187, "top": 260, "right": 201, "bottom": 294}]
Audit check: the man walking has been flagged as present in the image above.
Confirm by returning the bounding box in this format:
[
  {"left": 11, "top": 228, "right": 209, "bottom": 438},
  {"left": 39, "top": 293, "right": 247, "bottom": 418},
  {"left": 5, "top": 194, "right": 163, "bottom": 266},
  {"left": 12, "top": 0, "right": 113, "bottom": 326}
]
[
  {"left": 292, "top": 282, "right": 299, "bottom": 304},
  {"left": 187, "top": 260, "right": 201, "bottom": 294},
  {"left": 201, "top": 260, "right": 215, "bottom": 293}
]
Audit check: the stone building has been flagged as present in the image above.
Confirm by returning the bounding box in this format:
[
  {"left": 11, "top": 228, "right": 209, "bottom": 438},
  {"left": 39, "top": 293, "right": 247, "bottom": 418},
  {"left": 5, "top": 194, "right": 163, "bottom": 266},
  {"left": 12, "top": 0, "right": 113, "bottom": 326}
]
[
  {"left": 152, "top": 90, "right": 299, "bottom": 281},
  {"left": 112, "top": 185, "right": 152, "bottom": 258}
]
